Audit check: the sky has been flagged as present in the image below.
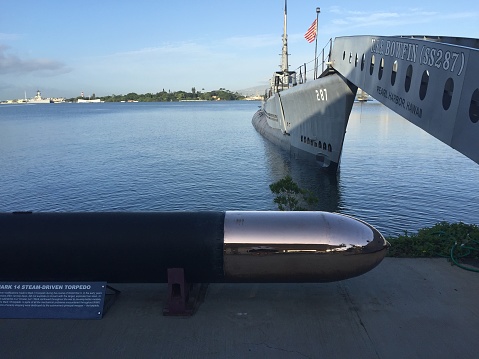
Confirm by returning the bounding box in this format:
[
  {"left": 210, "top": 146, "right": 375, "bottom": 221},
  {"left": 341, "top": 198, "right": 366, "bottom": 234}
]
[{"left": 1, "top": 0, "right": 478, "bottom": 101}]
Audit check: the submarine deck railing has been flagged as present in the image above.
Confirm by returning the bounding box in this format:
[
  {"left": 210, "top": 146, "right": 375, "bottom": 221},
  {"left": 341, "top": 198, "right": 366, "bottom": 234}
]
[
  {"left": 295, "top": 38, "right": 333, "bottom": 84},
  {"left": 267, "top": 38, "right": 333, "bottom": 98}
]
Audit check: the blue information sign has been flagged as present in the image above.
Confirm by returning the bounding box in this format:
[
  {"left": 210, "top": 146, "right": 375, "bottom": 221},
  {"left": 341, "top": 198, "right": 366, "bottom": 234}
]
[{"left": 0, "top": 282, "right": 107, "bottom": 319}]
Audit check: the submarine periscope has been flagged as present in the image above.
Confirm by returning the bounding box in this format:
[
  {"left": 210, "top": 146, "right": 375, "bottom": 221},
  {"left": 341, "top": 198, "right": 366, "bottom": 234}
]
[{"left": 0, "top": 211, "right": 389, "bottom": 283}]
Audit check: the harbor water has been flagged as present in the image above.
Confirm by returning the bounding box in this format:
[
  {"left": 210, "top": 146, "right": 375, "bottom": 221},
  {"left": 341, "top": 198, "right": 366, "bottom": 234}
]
[{"left": 0, "top": 101, "right": 477, "bottom": 236}]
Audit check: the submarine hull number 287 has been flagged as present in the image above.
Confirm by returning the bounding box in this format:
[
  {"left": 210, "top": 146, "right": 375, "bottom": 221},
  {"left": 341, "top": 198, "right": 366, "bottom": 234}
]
[{"left": 315, "top": 88, "right": 328, "bottom": 101}]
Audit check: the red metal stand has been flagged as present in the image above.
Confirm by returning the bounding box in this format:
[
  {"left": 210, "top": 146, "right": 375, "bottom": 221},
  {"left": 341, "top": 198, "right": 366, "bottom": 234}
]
[{"left": 163, "top": 268, "right": 207, "bottom": 316}]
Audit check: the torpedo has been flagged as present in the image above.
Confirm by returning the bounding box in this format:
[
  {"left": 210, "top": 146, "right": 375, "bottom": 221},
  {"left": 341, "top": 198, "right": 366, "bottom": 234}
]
[{"left": 0, "top": 211, "right": 389, "bottom": 283}]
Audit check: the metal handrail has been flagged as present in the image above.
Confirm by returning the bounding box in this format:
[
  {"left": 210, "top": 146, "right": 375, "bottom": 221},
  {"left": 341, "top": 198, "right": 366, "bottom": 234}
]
[
  {"left": 295, "top": 38, "right": 332, "bottom": 84},
  {"left": 264, "top": 39, "right": 333, "bottom": 100}
]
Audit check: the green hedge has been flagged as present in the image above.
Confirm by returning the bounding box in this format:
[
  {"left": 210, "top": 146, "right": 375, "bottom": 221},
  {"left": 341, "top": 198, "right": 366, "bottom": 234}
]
[{"left": 386, "top": 222, "right": 479, "bottom": 271}]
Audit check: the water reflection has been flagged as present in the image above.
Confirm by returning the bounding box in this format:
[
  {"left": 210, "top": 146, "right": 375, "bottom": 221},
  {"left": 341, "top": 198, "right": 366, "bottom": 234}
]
[{"left": 260, "top": 136, "right": 342, "bottom": 213}]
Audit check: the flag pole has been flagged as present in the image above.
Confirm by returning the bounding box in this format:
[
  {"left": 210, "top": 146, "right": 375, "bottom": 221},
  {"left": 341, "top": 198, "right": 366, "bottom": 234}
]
[{"left": 314, "top": 7, "right": 320, "bottom": 79}]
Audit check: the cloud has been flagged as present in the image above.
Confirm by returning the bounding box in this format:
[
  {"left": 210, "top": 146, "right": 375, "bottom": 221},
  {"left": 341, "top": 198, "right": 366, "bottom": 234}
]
[
  {"left": 102, "top": 41, "right": 213, "bottom": 60},
  {"left": 327, "top": 8, "right": 477, "bottom": 33},
  {"left": 98, "top": 34, "right": 278, "bottom": 66},
  {"left": 81, "top": 36, "right": 276, "bottom": 82},
  {"left": 328, "top": 6, "right": 341, "bottom": 14},
  {"left": 340, "top": 12, "right": 404, "bottom": 27},
  {"left": 0, "top": 33, "right": 21, "bottom": 41},
  {"left": 0, "top": 45, "right": 72, "bottom": 76},
  {"left": 222, "top": 34, "right": 279, "bottom": 49}
]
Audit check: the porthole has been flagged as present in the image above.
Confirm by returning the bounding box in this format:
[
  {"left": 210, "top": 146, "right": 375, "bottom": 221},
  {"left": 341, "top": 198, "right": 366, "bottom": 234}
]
[
  {"left": 419, "top": 70, "right": 429, "bottom": 101},
  {"left": 307, "top": 138, "right": 310, "bottom": 144},
  {"left": 323, "top": 143, "right": 327, "bottom": 150},
  {"left": 328, "top": 144, "right": 332, "bottom": 152},
  {"left": 361, "top": 54, "right": 365, "bottom": 71},
  {"left": 470, "top": 89, "right": 479, "bottom": 123},
  {"left": 355, "top": 53, "right": 359, "bottom": 67},
  {"left": 318, "top": 141, "right": 322, "bottom": 148},
  {"left": 369, "top": 55, "right": 375, "bottom": 75},
  {"left": 314, "top": 142, "right": 318, "bottom": 147},
  {"left": 442, "top": 78, "right": 454, "bottom": 111},
  {"left": 378, "top": 57, "right": 384, "bottom": 80},
  {"left": 349, "top": 52, "right": 353, "bottom": 64},
  {"left": 391, "top": 60, "right": 398, "bottom": 86},
  {"left": 405, "top": 64, "right": 413, "bottom": 93},
  {"left": 342, "top": 51, "right": 346, "bottom": 60}
]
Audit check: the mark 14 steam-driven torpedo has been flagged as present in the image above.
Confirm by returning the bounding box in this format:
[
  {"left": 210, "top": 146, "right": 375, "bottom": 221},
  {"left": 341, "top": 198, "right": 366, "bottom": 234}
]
[{"left": 0, "top": 211, "right": 389, "bottom": 283}]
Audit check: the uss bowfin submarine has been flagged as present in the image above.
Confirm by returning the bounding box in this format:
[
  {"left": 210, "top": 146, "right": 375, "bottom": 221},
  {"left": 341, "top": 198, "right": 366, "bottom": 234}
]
[{"left": 254, "top": 2, "right": 479, "bottom": 171}]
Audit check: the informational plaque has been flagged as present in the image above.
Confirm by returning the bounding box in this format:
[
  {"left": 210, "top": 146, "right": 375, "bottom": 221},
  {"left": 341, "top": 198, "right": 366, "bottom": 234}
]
[{"left": 0, "top": 282, "right": 107, "bottom": 319}]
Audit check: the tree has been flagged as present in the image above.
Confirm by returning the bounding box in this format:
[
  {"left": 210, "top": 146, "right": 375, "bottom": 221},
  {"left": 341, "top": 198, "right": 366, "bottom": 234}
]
[
  {"left": 95, "top": 88, "right": 244, "bottom": 102},
  {"left": 126, "top": 92, "right": 139, "bottom": 101},
  {"left": 175, "top": 91, "right": 186, "bottom": 101},
  {"left": 269, "top": 175, "right": 318, "bottom": 211}
]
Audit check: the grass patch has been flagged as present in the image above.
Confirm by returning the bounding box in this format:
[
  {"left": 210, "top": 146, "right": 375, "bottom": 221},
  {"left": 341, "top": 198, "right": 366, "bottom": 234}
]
[{"left": 386, "top": 222, "right": 479, "bottom": 271}]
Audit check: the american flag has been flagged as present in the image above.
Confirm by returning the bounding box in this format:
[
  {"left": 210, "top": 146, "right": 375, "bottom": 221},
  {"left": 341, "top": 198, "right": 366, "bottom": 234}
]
[{"left": 304, "top": 19, "right": 317, "bottom": 43}]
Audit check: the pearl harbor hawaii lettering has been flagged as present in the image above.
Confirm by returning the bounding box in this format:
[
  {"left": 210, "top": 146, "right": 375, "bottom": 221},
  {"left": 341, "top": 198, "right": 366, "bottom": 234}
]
[{"left": 376, "top": 85, "right": 423, "bottom": 119}]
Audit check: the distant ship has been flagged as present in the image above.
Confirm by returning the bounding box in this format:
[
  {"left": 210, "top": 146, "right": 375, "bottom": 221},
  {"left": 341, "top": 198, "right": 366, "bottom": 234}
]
[
  {"left": 77, "top": 98, "right": 102, "bottom": 103},
  {"left": 252, "top": 4, "right": 357, "bottom": 172},
  {"left": 27, "top": 90, "right": 53, "bottom": 104},
  {"left": 356, "top": 88, "right": 370, "bottom": 102}
]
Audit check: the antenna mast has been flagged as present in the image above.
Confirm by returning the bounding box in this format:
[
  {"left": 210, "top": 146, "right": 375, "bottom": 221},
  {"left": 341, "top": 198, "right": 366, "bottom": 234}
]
[{"left": 281, "top": 0, "right": 289, "bottom": 89}]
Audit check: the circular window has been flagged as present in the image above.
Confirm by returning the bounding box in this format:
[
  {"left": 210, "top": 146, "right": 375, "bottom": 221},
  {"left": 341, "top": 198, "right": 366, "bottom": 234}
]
[
  {"left": 370, "top": 55, "right": 375, "bottom": 76},
  {"left": 442, "top": 78, "right": 454, "bottom": 111},
  {"left": 391, "top": 60, "right": 398, "bottom": 86},
  {"left": 361, "top": 54, "right": 365, "bottom": 71},
  {"left": 419, "top": 70, "right": 429, "bottom": 101},
  {"left": 470, "top": 89, "right": 479, "bottom": 123},
  {"left": 405, "top": 65, "right": 413, "bottom": 93},
  {"left": 378, "top": 58, "right": 384, "bottom": 80}
]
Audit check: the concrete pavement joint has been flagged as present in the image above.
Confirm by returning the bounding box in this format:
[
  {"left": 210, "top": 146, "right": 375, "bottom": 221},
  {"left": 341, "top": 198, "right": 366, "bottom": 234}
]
[{"left": 339, "top": 282, "right": 381, "bottom": 359}]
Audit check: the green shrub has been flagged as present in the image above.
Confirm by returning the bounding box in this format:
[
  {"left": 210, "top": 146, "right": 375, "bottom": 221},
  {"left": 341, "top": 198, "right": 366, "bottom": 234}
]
[
  {"left": 269, "top": 175, "right": 318, "bottom": 211},
  {"left": 386, "top": 222, "right": 479, "bottom": 259}
]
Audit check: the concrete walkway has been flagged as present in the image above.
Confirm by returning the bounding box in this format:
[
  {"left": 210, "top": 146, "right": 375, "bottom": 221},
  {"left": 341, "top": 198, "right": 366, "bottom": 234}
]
[{"left": 1, "top": 258, "right": 478, "bottom": 359}]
